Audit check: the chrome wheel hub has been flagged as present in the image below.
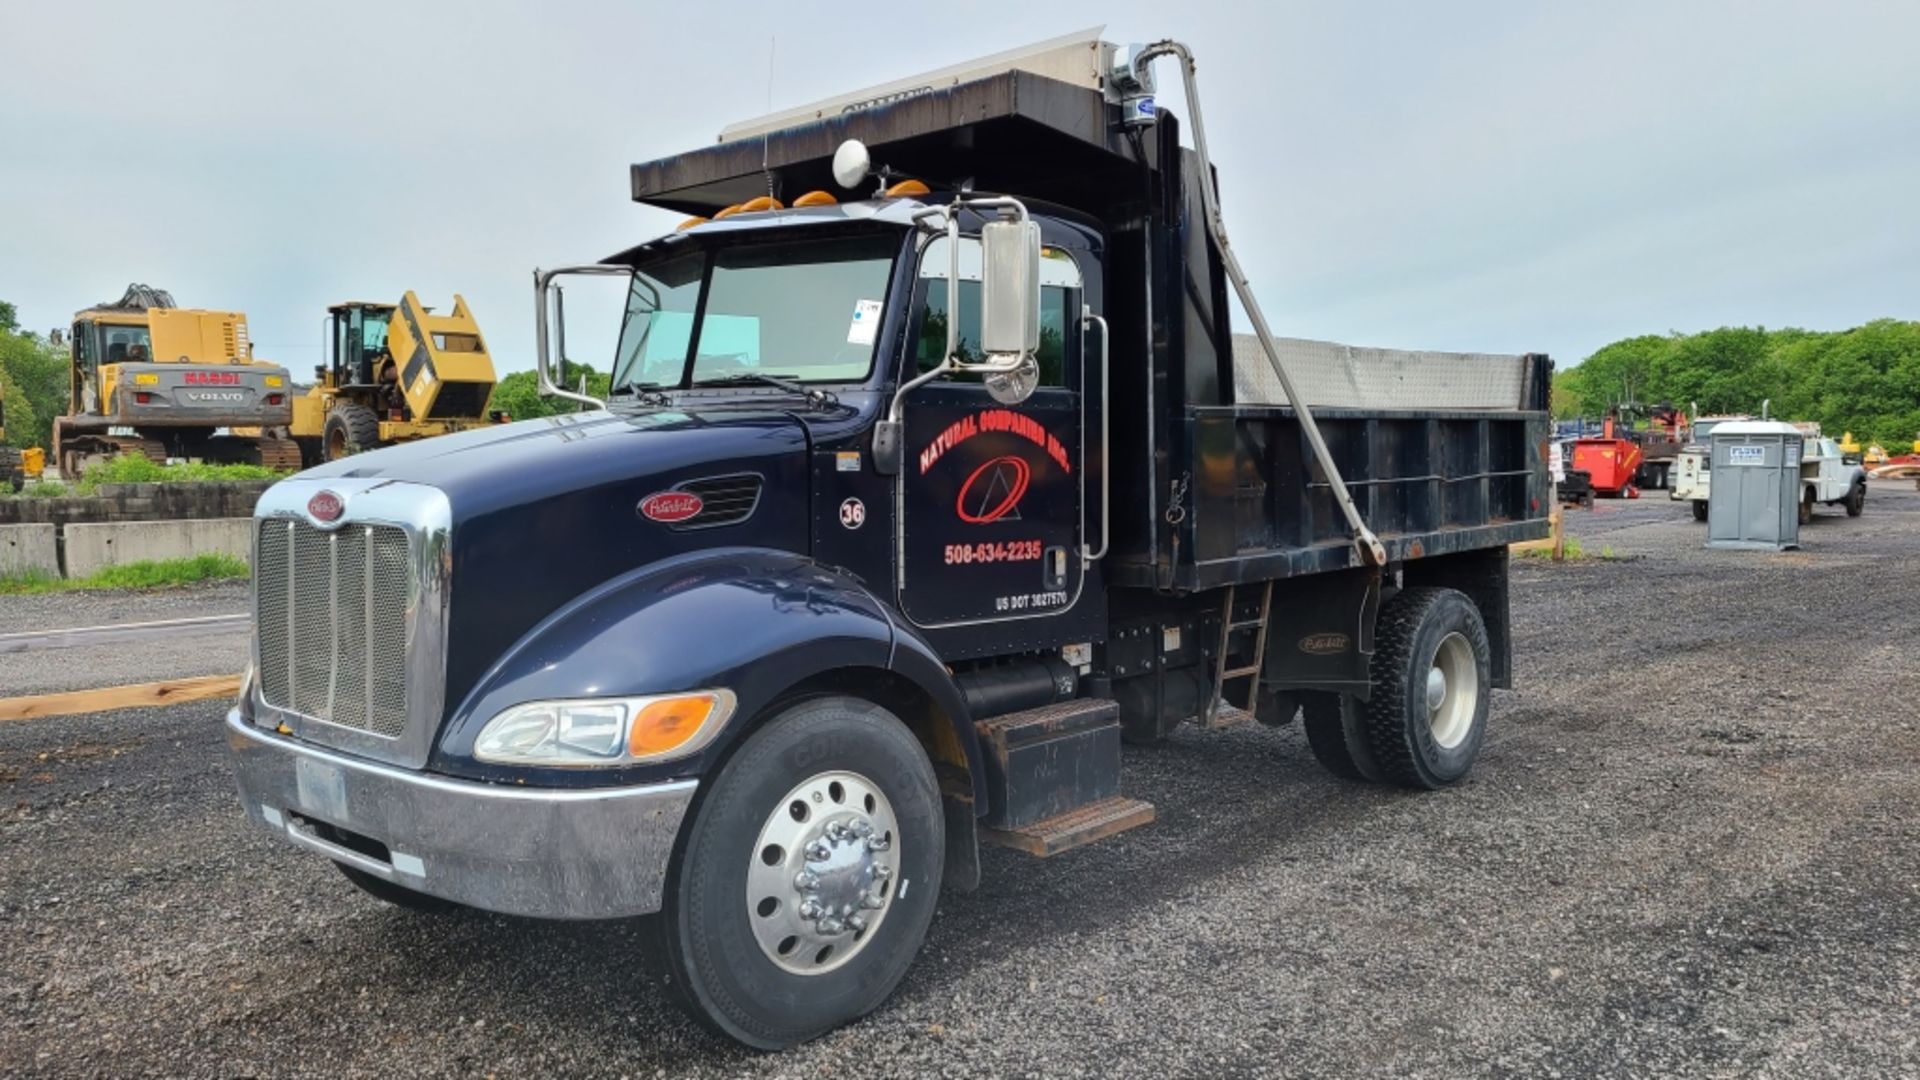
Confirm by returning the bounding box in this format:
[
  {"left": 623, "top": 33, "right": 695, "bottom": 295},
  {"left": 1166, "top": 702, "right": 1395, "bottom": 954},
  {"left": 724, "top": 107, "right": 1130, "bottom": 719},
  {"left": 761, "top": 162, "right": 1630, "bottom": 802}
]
[
  {"left": 746, "top": 770, "right": 899, "bottom": 975},
  {"left": 1427, "top": 631, "right": 1479, "bottom": 750}
]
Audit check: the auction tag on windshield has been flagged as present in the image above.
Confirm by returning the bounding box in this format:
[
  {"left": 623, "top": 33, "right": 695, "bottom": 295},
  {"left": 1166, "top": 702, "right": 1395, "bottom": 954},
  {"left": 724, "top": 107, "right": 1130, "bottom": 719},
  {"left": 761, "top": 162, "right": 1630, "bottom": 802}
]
[{"left": 847, "top": 299, "right": 883, "bottom": 345}]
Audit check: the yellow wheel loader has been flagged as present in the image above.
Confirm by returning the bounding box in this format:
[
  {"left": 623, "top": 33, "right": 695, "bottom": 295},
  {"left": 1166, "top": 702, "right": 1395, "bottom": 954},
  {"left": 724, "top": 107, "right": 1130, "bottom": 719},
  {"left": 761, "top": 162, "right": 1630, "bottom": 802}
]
[
  {"left": 54, "top": 284, "right": 301, "bottom": 477},
  {"left": 292, "top": 292, "right": 500, "bottom": 465},
  {"left": 0, "top": 382, "right": 25, "bottom": 492}
]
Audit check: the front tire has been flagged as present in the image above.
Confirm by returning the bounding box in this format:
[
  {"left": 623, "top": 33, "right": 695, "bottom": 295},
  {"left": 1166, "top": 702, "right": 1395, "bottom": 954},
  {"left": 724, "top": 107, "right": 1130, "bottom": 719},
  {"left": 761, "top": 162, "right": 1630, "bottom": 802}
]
[
  {"left": 323, "top": 403, "right": 382, "bottom": 461},
  {"left": 1692, "top": 499, "right": 1708, "bottom": 522},
  {"left": 658, "top": 696, "right": 944, "bottom": 1049},
  {"left": 1359, "top": 588, "right": 1492, "bottom": 789},
  {"left": 1845, "top": 482, "right": 1865, "bottom": 517}
]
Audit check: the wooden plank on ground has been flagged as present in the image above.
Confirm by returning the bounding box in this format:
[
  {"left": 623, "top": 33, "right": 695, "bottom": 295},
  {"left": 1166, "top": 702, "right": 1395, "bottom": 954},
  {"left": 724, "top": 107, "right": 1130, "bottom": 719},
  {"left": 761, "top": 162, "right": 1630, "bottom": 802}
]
[{"left": 0, "top": 674, "right": 241, "bottom": 723}]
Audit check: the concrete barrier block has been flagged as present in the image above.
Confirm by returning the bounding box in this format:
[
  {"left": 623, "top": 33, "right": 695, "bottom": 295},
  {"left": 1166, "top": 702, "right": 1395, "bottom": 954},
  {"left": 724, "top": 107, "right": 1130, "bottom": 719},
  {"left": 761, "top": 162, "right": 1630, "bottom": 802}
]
[
  {"left": 0, "top": 523, "right": 60, "bottom": 579},
  {"left": 63, "top": 519, "right": 254, "bottom": 577}
]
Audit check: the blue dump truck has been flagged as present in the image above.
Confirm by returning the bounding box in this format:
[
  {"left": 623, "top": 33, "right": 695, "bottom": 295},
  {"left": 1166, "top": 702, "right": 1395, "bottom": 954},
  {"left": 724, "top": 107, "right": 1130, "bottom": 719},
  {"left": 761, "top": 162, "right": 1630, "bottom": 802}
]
[{"left": 226, "top": 32, "right": 1551, "bottom": 1048}]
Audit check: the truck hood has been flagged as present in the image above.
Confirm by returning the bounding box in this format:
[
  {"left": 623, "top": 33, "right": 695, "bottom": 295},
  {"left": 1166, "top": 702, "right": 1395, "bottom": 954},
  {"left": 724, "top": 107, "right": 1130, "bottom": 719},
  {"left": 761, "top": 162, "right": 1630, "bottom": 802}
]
[
  {"left": 298, "top": 407, "right": 809, "bottom": 522},
  {"left": 295, "top": 406, "right": 817, "bottom": 712}
]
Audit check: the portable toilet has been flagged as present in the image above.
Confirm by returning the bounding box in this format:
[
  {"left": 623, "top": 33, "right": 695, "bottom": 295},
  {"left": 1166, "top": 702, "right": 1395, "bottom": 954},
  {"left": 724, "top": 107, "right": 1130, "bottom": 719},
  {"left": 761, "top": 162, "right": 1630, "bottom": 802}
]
[{"left": 1706, "top": 420, "right": 1803, "bottom": 550}]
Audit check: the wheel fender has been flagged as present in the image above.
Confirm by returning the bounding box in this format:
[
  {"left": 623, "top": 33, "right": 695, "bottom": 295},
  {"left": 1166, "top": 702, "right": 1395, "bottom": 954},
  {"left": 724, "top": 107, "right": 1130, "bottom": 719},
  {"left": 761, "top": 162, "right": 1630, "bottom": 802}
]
[{"left": 434, "top": 547, "right": 982, "bottom": 798}]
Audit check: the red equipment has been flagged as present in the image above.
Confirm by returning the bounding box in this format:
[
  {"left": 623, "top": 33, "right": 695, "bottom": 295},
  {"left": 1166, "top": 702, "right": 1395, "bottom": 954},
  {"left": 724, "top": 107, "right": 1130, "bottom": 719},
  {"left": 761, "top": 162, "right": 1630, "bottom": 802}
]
[{"left": 1569, "top": 417, "right": 1643, "bottom": 498}]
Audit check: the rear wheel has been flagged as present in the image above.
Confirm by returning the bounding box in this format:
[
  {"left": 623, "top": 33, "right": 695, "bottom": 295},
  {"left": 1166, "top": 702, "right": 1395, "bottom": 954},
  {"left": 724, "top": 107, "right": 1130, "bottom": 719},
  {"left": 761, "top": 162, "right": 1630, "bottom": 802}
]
[
  {"left": 335, "top": 863, "right": 463, "bottom": 914},
  {"left": 1799, "top": 488, "right": 1815, "bottom": 524},
  {"left": 1359, "top": 587, "right": 1492, "bottom": 789},
  {"left": 323, "top": 403, "right": 382, "bottom": 461},
  {"left": 1691, "top": 499, "right": 1708, "bottom": 522},
  {"left": 1300, "top": 690, "right": 1383, "bottom": 782},
  {"left": 1845, "top": 481, "right": 1865, "bottom": 517},
  {"left": 657, "top": 696, "right": 943, "bottom": 1049}
]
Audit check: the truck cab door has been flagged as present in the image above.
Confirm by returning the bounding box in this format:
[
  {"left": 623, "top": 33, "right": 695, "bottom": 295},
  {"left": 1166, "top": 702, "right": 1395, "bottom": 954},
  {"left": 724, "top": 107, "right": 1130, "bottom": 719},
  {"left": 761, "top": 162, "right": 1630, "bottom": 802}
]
[{"left": 895, "top": 236, "right": 1088, "bottom": 628}]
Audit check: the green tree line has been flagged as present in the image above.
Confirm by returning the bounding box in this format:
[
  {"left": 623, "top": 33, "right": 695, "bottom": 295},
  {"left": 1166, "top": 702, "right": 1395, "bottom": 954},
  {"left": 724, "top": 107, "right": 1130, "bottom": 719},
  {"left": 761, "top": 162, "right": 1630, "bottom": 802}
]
[
  {"left": 0, "top": 309, "right": 69, "bottom": 453},
  {"left": 1555, "top": 320, "right": 1920, "bottom": 446}
]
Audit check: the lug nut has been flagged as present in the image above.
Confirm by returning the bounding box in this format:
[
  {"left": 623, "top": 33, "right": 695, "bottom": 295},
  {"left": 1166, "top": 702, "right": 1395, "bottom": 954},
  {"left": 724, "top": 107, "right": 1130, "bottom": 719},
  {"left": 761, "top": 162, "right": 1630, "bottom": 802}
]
[
  {"left": 853, "top": 819, "right": 874, "bottom": 837},
  {"left": 866, "top": 836, "right": 890, "bottom": 852},
  {"left": 806, "top": 842, "right": 830, "bottom": 862},
  {"left": 826, "top": 821, "right": 849, "bottom": 841},
  {"left": 793, "top": 870, "right": 819, "bottom": 890},
  {"left": 798, "top": 899, "right": 822, "bottom": 920},
  {"left": 860, "top": 893, "right": 884, "bottom": 909},
  {"left": 847, "top": 914, "right": 867, "bottom": 932},
  {"left": 819, "top": 916, "right": 845, "bottom": 934},
  {"left": 873, "top": 862, "right": 892, "bottom": 879}
]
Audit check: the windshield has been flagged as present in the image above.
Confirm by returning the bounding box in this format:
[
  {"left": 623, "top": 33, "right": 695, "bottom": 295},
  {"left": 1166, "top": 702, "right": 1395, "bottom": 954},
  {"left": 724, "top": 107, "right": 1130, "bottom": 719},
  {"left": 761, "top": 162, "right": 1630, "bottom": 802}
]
[
  {"left": 99, "top": 324, "right": 153, "bottom": 364},
  {"left": 612, "top": 234, "right": 898, "bottom": 391}
]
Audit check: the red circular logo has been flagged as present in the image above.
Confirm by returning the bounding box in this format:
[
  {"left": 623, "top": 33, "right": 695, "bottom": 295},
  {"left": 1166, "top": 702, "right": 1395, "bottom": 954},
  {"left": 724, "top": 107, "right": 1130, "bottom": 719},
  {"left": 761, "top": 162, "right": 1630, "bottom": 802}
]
[
  {"left": 956, "top": 455, "right": 1031, "bottom": 524},
  {"left": 639, "top": 491, "right": 704, "bottom": 523},
  {"left": 307, "top": 490, "right": 344, "bottom": 523}
]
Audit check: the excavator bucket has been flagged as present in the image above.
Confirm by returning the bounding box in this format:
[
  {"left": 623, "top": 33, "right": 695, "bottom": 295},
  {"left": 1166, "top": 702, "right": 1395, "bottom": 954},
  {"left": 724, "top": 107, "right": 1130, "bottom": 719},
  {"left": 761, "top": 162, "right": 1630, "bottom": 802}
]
[{"left": 388, "top": 292, "right": 497, "bottom": 421}]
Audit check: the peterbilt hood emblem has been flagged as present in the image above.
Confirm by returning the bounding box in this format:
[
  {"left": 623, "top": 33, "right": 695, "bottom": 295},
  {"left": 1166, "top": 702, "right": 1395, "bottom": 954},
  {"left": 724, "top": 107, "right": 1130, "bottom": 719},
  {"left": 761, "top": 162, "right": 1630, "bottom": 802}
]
[
  {"left": 307, "top": 490, "right": 345, "bottom": 524},
  {"left": 639, "top": 490, "right": 703, "bottom": 523}
]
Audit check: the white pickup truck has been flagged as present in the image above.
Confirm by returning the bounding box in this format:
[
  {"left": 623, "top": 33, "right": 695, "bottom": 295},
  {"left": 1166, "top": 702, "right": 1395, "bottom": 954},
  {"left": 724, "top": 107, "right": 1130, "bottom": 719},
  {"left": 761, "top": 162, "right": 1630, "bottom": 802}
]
[{"left": 1678, "top": 419, "right": 1866, "bottom": 522}]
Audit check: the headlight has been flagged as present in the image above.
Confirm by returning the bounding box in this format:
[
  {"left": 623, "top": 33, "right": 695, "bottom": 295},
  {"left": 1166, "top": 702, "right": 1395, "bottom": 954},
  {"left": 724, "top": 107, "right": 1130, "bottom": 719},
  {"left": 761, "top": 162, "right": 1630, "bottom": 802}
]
[{"left": 473, "top": 690, "right": 735, "bottom": 767}]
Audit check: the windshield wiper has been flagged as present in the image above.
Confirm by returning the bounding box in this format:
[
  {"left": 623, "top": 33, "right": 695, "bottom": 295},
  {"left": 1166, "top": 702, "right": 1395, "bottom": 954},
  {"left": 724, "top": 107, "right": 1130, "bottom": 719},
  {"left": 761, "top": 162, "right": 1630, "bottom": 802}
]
[
  {"left": 611, "top": 379, "right": 671, "bottom": 406},
  {"left": 691, "top": 372, "right": 838, "bottom": 408}
]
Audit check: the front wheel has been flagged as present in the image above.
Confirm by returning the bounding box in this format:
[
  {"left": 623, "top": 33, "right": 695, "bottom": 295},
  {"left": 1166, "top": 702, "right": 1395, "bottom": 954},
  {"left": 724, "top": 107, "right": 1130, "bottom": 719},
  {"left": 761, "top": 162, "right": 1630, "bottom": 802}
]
[
  {"left": 657, "top": 696, "right": 944, "bottom": 1049},
  {"left": 1359, "top": 588, "right": 1492, "bottom": 789},
  {"left": 1692, "top": 499, "right": 1708, "bottom": 522},
  {"left": 1845, "top": 482, "right": 1865, "bottom": 517},
  {"left": 1799, "top": 488, "right": 1815, "bottom": 525}
]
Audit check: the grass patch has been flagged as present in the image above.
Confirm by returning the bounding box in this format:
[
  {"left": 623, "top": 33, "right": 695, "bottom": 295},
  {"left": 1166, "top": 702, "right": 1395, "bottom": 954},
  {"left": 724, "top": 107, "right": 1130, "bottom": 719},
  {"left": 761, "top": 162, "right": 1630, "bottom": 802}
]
[
  {"left": 1515, "top": 536, "right": 1623, "bottom": 562},
  {"left": 2, "top": 453, "right": 288, "bottom": 498},
  {"left": 0, "top": 553, "right": 250, "bottom": 595}
]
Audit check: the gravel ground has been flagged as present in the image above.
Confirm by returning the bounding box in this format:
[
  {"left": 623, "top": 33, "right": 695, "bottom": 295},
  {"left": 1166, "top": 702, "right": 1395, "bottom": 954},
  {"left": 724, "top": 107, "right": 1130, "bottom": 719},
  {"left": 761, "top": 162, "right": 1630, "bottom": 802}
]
[
  {"left": 0, "top": 582, "right": 248, "bottom": 696},
  {"left": 2, "top": 485, "right": 1917, "bottom": 1077}
]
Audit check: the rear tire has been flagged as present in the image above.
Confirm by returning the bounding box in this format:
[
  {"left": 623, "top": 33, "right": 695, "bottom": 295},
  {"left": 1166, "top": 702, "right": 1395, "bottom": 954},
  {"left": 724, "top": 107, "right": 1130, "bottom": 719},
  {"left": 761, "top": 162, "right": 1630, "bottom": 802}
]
[
  {"left": 1691, "top": 499, "right": 1708, "bottom": 522},
  {"left": 335, "top": 863, "right": 463, "bottom": 913},
  {"left": 323, "top": 403, "right": 382, "bottom": 461},
  {"left": 1799, "top": 488, "right": 1814, "bottom": 525},
  {"left": 1301, "top": 690, "right": 1383, "bottom": 782},
  {"left": 1359, "top": 587, "right": 1492, "bottom": 790},
  {"left": 1845, "top": 482, "right": 1865, "bottom": 517},
  {"left": 657, "top": 696, "right": 943, "bottom": 1049}
]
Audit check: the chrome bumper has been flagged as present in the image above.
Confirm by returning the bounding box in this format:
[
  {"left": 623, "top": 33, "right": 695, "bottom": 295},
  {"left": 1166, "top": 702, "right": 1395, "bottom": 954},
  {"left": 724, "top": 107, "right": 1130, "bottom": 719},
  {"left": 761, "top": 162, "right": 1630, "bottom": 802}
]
[{"left": 226, "top": 708, "right": 696, "bottom": 919}]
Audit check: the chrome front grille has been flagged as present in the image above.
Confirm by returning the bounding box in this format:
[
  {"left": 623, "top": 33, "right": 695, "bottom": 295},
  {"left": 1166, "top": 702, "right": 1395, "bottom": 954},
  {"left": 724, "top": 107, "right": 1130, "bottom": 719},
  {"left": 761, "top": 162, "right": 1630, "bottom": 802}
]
[{"left": 256, "top": 518, "right": 411, "bottom": 738}]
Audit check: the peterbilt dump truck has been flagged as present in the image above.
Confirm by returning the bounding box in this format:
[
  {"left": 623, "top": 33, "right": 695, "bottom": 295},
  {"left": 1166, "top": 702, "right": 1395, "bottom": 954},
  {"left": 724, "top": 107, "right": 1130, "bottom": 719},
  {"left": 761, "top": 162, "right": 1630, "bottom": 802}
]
[
  {"left": 56, "top": 284, "right": 299, "bottom": 474},
  {"left": 290, "top": 292, "right": 501, "bottom": 466},
  {"left": 225, "top": 31, "right": 1550, "bottom": 1049}
]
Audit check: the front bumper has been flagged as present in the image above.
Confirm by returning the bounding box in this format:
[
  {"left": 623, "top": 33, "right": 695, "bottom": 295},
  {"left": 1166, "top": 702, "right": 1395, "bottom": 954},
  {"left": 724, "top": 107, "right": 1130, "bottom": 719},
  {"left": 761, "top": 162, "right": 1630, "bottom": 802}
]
[{"left": 226, "top": 709, "right": 696, "bottom": 919}]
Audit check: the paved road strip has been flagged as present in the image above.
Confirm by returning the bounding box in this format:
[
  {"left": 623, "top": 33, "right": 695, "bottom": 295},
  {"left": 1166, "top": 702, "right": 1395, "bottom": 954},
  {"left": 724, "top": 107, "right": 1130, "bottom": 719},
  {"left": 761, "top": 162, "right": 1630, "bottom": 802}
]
[{"left": 0, "top": 613, "right": 249, "bottom": 655}]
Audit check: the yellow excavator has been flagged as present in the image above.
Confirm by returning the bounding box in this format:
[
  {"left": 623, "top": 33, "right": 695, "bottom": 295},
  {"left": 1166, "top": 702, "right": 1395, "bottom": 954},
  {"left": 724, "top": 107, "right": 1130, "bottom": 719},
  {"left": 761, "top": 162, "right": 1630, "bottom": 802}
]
[
  {"left": 292, "top": 292, "right": 500, "bottom": 465},
  {"left": 0, "top": 382, "right": 24, "bottom": 492},
  {"left": 55, "top": 284, "right": 301, "bottom": 475}
]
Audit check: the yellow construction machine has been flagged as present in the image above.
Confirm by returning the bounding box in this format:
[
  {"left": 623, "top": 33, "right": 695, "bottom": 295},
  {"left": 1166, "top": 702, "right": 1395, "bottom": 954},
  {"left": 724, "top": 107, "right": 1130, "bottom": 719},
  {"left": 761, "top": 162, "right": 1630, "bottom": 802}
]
[
  {"left": 0, "top": 381, "right": 26, "bottom": 492},
  {"left": 55, "top": 284, "right": 301, "bottom": 476},
  {"left": 292, "top": 292, "right": 500, "bottom": 465}
]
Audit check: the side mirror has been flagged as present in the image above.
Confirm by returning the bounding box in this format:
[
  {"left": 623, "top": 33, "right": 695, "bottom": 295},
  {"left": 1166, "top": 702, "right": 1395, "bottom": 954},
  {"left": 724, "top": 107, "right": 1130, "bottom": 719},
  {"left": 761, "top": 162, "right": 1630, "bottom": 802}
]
[
  {"left": 979, "top": 218, "right": 1041, "bottom": 356},
  {"left": 832, "top": 140, "right": 872, "bottom": 190}
]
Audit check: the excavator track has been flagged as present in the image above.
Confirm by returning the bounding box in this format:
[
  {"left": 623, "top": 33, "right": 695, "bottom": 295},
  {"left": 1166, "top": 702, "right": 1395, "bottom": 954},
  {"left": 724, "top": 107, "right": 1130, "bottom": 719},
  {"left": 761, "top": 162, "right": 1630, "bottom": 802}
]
[{"left": 251, "top": 437, "right": 305, "bottom": 473}]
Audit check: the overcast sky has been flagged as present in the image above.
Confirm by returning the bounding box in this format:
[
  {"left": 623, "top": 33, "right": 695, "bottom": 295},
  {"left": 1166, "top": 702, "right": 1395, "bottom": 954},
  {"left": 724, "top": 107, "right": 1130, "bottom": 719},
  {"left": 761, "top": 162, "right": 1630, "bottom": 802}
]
[{"left": 3, "top": 0, "right": 1915, "bottom": 375}]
